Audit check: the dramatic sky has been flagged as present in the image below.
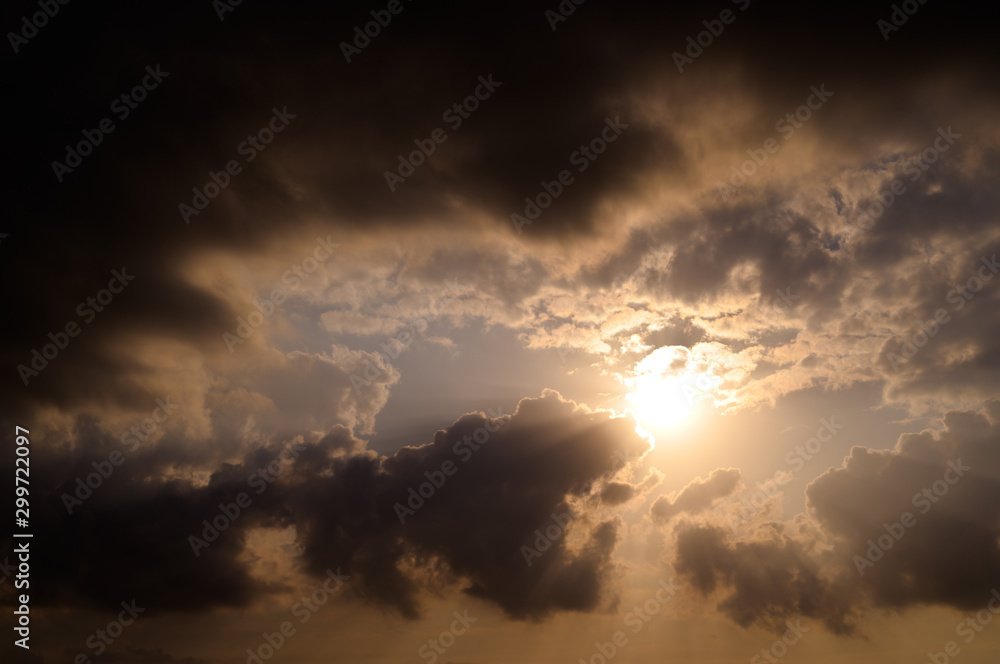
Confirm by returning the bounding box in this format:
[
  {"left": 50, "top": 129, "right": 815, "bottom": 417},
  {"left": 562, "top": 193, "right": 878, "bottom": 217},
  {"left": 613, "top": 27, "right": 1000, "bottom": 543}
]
[{"left": 4, "top": 1, "right": 1000, "bottom": 663}]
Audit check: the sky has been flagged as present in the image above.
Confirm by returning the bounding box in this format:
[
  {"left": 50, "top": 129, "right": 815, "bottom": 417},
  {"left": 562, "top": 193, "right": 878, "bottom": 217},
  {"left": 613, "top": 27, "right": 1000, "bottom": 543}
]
[{"left": 3, "top": 1, "right": 1000, "bottom": 663}]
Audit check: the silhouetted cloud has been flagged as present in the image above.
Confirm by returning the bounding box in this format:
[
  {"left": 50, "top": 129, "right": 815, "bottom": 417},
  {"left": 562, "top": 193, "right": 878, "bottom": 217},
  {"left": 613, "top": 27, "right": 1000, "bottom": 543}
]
[{"left": 650, "top": 468, "right": 741, "bottom": 524}]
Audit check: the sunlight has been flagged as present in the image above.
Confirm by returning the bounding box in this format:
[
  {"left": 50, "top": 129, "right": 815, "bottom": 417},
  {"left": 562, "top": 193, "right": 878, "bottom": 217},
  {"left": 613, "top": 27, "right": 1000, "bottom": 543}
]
[
  {"left": 626, "top": 374, "right": 694, "bottom": 428},
  {"left": 622, "top": 345, "right": 724, "bottom": 432}
]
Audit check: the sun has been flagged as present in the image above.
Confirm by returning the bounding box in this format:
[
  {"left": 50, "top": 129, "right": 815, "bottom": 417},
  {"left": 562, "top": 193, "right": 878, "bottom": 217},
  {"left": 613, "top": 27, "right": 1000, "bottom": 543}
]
[
  {"left": 622, "top": 345, "right": 724, "bottom": 431},
  {"left": 626, "top": 374, "right": 696, "bottom": 428}
]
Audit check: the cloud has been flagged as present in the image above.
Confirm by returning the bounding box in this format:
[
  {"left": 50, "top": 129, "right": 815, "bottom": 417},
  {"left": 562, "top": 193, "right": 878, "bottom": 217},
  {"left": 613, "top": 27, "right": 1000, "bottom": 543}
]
[
  {"left": 807, "top": 402, "right": 1000, "bottom": 611},
  {"left": 5, "top": 0, "right": 1000, "bottom": 431},
  {"left": 0, "top": 391, "right": 649, "bottom": 623},
  {"left": 671, "top": 403, "right": 1000, "bottom": 634},
  {"left": 286, "top": 390, "right": 650, "bottom": 620},
  {"left": 674, "top": 521, "right": 856, "bottom": 635},
  {"left": 650, "top": 468, "right": 741, "bottom": 524},
  {"left": 600, "top": 468, "right": 664, "bottom": 506}
]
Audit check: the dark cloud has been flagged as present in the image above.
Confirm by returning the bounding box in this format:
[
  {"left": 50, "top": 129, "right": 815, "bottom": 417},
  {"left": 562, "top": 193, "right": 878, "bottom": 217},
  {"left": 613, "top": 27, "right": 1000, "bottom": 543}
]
[
  {"left": 650, "top": 468, "right": 741, "bottom": 524},
  {"left": 6, "top": 0, "right": 1000, "bottom": 419},
  {"left": 674, "top": 521, "right": 856, "bottom": 635},
  {"left": 600, "top": 482, "right": 637, "bottom": 506},
  {"left": 672, "top": 403, "right": 1000, "bottom": 634},
  {"left": 0, "top": 391, "right": 648, "bottom": 622},
  {"left": 807, "top": 403, "right": 1000, "bottom": 611},
  {"left": 642, "top": 319, "right": 707, "bottom": 351},
  {"left": 599, "top": 468, "right": 663, "bottom": 506},
  {"left": 287, "top": 390, "right": 648, "bottom": 619}
]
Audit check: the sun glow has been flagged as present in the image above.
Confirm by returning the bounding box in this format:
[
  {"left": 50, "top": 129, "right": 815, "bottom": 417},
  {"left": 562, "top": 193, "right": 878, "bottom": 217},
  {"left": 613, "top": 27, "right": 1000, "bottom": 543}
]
[
  {"left": 626, "top": 374, "right": 697, "bottom": 428},
  {"left": 623, "top": 345, "right": 725, "bottom": 431}
]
